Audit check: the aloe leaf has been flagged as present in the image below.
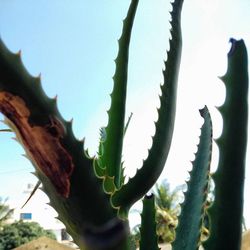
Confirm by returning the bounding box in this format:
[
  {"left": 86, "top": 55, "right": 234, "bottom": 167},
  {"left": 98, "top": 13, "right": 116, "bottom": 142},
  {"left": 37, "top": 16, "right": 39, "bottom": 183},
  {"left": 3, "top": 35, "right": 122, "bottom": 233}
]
[
  {"left": 0, "top": 39, "right": 126, "bottom": 249},
  {"left": 101, "top": 0, "right": 139, "bottom": 188},
  {"left": 95, "top": 112, "right": 133, "bottom": 193},
  {"left": 172, "top": 106, "right": 213, "bottom": 250},
  {"left": 95, "top": 127, "right": 107, "bottom": 177},
  {"left": 21, "top": 180, "right": 41, "bottom": 209},
  {"left": 139, "top": 194, "right": 160, "bottom": 250},
  {"left": 0, "top": 129, "right": 12, "bottom": 132},
  {"left": 128, "top": 235, "right": 137, "bottom": 250},
  {"left": 204, "top": 39, "right": 248, "bottom": 250},
  {"left": 112, "top": 0, "right": 183, "bottom": 214},
  {"left": 124, "top": 112, "right": 133, "bottom": 136},
  {"left": 120, "top": 162, "right": 126, "bottom": 186}
]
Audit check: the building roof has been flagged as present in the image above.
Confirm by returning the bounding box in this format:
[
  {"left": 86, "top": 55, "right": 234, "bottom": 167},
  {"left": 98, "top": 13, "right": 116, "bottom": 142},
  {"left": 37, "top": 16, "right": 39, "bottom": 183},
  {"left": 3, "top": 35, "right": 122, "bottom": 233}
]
[
  {"left": 242, "top": 230, "right": 250, "bottom": 250},
  {"left": 13, "top": 236, "right": 77, "bottom": 250}
]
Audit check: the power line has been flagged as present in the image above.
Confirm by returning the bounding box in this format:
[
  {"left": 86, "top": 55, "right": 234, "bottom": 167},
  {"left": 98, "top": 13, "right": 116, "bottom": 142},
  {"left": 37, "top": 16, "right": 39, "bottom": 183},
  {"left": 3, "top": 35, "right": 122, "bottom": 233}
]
[{"left": 0, "top": 168, "right": 32, "bottom": 175}]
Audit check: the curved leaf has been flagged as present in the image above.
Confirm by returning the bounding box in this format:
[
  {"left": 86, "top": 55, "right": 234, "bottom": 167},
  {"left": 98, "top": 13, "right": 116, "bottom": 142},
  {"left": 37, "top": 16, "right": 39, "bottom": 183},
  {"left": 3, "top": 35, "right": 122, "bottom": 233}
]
[
  {"left": 0, "top": 39, "right": 122, "bottom": 249},
  {"left": 204, "top": 39, "right": 248, "bottom": 250},
  {"left": 112, "top": 0, "right": 184, "bottom": 214},
  {"left": 172, "top": 106, "right": 213, "bottom": 250},
  {"left": 101, "top": 0, "right": 139, "bottom": 188}
]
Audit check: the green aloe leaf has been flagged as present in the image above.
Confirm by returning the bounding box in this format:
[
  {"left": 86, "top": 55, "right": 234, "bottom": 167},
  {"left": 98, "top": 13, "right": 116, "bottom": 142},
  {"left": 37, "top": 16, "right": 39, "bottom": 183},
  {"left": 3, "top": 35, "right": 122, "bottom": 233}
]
[
  {"left": 0, "top": 39, "right": 124, "bottom": 249},
  {"left": 112, "top": 0, "right": 184, "bottom": 215},
  {"left": 139, "top": 194, "right": 160, "bottom": 250},
  {"left": 204, "top": 39, "right": 248, "bottom": 250},
  {"left": 101, "top": 0, "right": 139, "bottom": 188},
  {"left": 95, "top": 112, "right": 133, "bottom": 193},
  {"left": 172, "top": 106, "right": 213, "bottom": 250}
]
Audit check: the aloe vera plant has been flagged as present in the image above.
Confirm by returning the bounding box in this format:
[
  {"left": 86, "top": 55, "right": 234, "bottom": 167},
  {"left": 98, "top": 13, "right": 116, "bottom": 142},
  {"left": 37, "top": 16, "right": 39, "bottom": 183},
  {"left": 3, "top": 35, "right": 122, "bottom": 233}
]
[{"left": 0, "top": 0, "right": 248, "bottom": 249}]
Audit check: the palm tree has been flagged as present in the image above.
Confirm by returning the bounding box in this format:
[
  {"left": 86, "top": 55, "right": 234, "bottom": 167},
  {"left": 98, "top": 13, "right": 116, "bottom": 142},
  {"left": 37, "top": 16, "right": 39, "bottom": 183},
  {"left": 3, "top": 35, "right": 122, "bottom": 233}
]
[
  {"left": 0, "top": 198, "right": 13, "bottom": 229},
  {"left": 131, "top": 180, "right": 184, "bottom": 245},
  {"left": 153, "top": 180, "right": 184, "bottom": 243}
]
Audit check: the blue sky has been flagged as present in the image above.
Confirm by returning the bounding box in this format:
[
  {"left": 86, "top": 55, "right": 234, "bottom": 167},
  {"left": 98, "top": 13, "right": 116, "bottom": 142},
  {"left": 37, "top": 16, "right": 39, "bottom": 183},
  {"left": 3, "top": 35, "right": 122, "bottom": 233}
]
[{"left": 0, "top": 0, "right": 250, "bottom": 227}]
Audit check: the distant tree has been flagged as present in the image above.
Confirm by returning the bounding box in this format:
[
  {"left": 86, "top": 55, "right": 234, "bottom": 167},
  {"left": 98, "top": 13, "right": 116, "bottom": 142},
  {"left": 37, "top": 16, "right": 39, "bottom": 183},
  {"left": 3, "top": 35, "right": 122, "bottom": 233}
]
[
  {"left": 131, "top": 179, "right": 212, "bottom": 246},
  {"left": 131, "top": 180, "right": 184, "bottom": 246},
  {"left": 0, "top": 198, "right": 13, "bottom": 229},
  {"left": 153, "top": 180, "right": 184, "bottom": 243},
  {"left": 0, "top": 220, "right": 56, "bottom": 250},
  {"left": 155, "top": 179, "right": 213, "bottom": 243}
]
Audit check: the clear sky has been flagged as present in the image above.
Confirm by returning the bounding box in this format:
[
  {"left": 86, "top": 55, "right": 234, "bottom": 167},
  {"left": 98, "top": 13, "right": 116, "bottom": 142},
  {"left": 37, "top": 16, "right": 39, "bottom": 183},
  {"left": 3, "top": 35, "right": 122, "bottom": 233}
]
[{"left": 0, "top": 0, "right": 250, "bottom": 228}]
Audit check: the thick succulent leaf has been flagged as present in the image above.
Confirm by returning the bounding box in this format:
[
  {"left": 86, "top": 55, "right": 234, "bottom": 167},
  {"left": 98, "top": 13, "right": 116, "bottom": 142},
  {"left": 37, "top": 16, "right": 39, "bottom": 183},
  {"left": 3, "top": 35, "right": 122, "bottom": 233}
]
[
  {"left": 172, "top": 106, "right": 213, "bottom": 250},
  {"left": 0, "top": 39, "right": 128, "bottom": 249},
  {"left": 101, "top": 0, "right": 139, "bottom": 188},
  {"left": 204, "top": 39, "right": 248, "bottom": 250},
  {"left": 139, "top": 194, "right": 160, "bottom": 250},
  {"left": 112, "top": 0, "right": 183, "bottom": 214}
]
